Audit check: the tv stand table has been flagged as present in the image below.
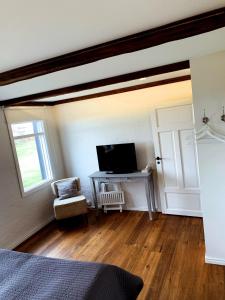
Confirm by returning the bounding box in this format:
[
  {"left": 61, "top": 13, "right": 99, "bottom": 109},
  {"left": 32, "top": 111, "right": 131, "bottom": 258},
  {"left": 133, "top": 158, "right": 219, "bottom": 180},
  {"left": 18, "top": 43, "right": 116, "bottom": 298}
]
[{"left": 89, "top": 171, "right": 156, "bottom": 220}]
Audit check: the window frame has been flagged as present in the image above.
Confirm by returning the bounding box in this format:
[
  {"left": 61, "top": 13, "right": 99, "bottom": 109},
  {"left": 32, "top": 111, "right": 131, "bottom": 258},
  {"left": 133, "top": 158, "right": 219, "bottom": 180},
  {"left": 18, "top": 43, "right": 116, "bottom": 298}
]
[{"left": 9, "top": 119, "right": 54, "bottom": 197}]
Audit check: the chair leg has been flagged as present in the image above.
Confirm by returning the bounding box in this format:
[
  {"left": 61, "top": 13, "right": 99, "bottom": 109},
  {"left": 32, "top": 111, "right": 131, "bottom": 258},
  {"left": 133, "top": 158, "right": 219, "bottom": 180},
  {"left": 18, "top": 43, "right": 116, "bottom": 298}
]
[{"left": 83, "top": 214, "right": 88, "bottom": 225}]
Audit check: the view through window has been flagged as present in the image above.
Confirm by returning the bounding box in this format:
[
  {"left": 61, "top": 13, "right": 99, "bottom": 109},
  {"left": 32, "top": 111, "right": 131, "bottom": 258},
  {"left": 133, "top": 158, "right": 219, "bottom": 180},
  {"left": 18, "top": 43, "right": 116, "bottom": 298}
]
[{"left": 11, "top": 121, "right": 53, "bottom": 192}]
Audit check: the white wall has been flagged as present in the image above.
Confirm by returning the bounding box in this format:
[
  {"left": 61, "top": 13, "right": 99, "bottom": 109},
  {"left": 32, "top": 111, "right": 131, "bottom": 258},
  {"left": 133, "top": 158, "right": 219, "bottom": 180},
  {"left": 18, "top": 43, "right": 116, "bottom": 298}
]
[
  {"left": 191, "top": 51, "right": 225, "bottom": 265},
  {"left": 54, "top": 81, "right": 192, "bottom": 210},
  {"left": 0, "top": 107, "right": 65, "bottom": 249}
]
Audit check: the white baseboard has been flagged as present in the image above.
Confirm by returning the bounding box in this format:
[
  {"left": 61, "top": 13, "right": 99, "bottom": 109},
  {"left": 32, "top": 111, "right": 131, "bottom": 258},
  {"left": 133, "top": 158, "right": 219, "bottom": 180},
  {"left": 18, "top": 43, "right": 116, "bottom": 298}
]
[
  {"left": 7, "top": 215, "right": 55, "bottom": 250},
  {"left": 124, "top": 206, "right": 148, "bottom": 212},
  {"left": 205, "top": 255, "right": 225, "bottom": 266},
  {"left": 92, "top": 204, "right": 149, "bottom": 212},
  {"left": 165, "top": 209, "right": 202, "bottom": 217}
]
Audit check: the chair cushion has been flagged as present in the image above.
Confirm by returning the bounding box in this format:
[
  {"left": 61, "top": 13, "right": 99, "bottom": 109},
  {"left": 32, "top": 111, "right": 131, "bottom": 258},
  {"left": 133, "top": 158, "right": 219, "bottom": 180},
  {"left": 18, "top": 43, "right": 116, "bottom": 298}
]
[
  {"left": 54, "top": 195, "right": 88, "bottom": 220},
  {"left": 54, "top": 195, "right": 86, "bottom": 207},
  {"left": 56, "top": 179, "right": 79, "bottom": 200}
]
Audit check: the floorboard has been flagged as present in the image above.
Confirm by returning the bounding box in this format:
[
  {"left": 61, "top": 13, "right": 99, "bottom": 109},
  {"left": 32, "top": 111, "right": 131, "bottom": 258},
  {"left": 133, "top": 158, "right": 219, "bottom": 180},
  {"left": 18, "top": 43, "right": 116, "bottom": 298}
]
[{"left": 16, "top": 212, "right": 225, "bottom": 300}]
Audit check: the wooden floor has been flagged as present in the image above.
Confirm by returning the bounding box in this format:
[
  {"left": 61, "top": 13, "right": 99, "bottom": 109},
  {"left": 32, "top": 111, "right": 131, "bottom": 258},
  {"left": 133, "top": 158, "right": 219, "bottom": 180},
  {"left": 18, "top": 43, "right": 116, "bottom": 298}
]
[{"left": 16, "top": 211, "right": 225, "bottom": 300}]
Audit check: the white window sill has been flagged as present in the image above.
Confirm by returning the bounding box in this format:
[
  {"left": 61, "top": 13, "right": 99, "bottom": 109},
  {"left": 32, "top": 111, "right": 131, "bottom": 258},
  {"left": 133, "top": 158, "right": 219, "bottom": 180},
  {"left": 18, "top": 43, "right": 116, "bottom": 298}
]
[{"left": 22, "top": 178, "right": 53, "bottom": 198}]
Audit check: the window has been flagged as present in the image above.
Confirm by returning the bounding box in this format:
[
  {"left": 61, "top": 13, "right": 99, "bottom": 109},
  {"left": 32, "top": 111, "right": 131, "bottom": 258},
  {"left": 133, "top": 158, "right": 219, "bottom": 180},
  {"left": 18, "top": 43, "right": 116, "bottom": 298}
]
[{"left": 11, "top": 120, "right": 53, "bottom": 193}]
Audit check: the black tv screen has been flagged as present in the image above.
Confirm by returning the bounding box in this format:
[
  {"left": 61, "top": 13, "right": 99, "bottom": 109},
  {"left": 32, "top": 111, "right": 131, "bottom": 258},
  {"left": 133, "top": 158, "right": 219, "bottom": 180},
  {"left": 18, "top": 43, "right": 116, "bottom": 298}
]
[{"left": 96, "top": 143, "right": 138, "bottom": 174}]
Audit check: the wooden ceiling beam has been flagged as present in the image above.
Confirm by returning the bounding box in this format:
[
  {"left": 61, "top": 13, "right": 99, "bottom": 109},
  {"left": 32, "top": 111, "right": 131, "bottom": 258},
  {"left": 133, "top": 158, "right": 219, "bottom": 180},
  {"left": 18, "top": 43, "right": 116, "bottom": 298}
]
[
  {"left": 0, "top": 7, "right": 224, "bottom": 86},
  {"left": 8, "top": 101, "right": 52, "bottom": 107},
  {"left": 9, "top": 75, "right": 191, "bottom": 107},
  {"left": 0, "top": 61, "right": 189, "bottom": 106}
]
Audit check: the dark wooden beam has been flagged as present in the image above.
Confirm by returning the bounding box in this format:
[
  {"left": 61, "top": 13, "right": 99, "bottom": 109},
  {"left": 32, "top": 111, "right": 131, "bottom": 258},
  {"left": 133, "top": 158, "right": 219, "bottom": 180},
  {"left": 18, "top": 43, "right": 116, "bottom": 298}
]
[
  {"left": 12, "top": 75, "right": 190, "bottom": 107},
  {"left": 0, "top": 61, "right": 189, "bottom": 106},
  {"left": 0, "top": 7, "right": 224, "bottom": 86},
  {"left": 9, "top": 101, "right": 52, "bottom": 107},
  {"left": 54, "top": 75, "right": 191, "bottom": 106}
]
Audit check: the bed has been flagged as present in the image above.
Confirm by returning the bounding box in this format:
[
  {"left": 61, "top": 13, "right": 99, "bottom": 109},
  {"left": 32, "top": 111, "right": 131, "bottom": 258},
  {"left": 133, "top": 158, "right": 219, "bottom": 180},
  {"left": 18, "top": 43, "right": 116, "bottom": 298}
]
[{"left": 0, "top": 249, "right": 143, "bottom": 300}]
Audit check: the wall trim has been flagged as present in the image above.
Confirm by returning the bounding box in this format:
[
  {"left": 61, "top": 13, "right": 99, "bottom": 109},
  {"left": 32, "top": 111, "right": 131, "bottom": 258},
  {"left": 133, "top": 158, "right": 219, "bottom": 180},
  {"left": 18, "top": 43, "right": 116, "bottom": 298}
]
[
  {"left": 6, "top": 215, "right": 54, "bottom": 250},
  {"left": 91, "top": 205, "right": 149, "bottom": 212},
  {"left": 205, "top": 255, "right": 225, "bottom": 266},
  {"left": 0, "top": 7, "right": 224, "bottom": 85},
  {"left": 125, "top": 206, "right": 148, "bottom": 212},
  {"left": 165, "top": 209, "right": 202, "bottom": 217}
]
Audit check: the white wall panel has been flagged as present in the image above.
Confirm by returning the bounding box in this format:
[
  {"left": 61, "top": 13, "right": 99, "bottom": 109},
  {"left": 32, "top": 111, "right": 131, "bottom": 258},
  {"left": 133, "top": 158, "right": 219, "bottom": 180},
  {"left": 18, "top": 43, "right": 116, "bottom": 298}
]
[
  {"left": 53, "top": 81, "right": 192, "bottom": 211},
  {"left": 191, "top": 50, "right": 225, "bottom": 264},
  {"left": 0, "top": 107, "right": 65, "bottom": 249}
]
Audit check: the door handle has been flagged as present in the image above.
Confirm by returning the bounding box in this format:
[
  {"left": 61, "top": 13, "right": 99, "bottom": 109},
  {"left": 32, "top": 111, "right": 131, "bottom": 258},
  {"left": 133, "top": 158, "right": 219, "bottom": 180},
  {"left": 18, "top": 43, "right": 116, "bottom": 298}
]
[{"left": 155, "top": 157, "right": 162, "bottom": 164}]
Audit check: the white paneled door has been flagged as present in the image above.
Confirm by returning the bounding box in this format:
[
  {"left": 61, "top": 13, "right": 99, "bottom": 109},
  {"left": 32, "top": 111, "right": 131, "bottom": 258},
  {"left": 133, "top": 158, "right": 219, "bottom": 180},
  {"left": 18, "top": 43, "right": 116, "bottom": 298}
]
[{"left": 151, "top": 104, "right": 201, "bottom": 217}]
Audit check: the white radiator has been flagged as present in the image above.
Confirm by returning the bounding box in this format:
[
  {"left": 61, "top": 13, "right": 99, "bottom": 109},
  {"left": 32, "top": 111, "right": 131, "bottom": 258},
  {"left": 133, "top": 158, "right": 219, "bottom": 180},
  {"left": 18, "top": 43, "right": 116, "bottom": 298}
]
[{"left": 99, "top": 183, "right": 125, "bottom": 213}]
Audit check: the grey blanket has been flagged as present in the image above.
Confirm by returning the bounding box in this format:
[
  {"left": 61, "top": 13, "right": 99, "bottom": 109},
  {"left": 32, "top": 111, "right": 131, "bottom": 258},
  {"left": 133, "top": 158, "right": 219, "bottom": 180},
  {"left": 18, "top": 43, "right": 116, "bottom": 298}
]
[{"left": 0, "top": 249, "right": 143, "bottom": 300}]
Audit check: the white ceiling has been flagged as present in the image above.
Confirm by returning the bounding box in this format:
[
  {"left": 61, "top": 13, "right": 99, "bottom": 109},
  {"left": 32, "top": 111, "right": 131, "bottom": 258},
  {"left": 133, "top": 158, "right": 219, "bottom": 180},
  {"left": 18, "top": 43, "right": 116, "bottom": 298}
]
[
  {"left": 0, "top": 1, "right": 225, "bottom": 103},
  {"left": 1, "top": 27, "right": 225, "bottom": 102},
  {"left": 1, "top": 0, "right": 225, "bottom": 72}
]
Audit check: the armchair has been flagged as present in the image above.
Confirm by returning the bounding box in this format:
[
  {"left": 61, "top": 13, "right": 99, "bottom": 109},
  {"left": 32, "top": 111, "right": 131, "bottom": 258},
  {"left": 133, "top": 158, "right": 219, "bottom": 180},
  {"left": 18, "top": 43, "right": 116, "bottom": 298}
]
[{"left": 51, "top": 177, "right": 88, "bottom": 220}]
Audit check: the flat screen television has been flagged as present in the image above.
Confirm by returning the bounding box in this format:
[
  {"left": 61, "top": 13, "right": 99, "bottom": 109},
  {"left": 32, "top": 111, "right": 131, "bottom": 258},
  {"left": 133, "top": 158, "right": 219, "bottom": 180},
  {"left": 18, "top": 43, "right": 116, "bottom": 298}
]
[{"left": 96, "top": 143, "right": 138, "bottom": 174}]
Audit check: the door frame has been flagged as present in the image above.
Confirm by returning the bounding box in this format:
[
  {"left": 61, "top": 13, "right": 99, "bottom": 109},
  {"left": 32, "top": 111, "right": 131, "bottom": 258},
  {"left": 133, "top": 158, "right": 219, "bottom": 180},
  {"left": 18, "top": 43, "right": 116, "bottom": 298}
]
[
  {"left": 151, "top": 109, "right": 166, "bottom": 213},
  {"left": 150, "top": 103, "right": 201, "bottom": 217}
]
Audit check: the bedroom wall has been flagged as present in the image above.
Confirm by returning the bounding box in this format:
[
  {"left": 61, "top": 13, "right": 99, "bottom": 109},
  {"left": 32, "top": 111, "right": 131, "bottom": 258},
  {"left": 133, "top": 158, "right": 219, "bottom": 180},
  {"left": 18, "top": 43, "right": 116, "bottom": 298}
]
[
  {"left": 53, "top": 80, "right": 192, "bottom": 211},
  {"left": 0, "top": 107, "right": 65, "bottom": 249},
  {"left": 190, "top": 50, "right": 225, "bottom": 265}
]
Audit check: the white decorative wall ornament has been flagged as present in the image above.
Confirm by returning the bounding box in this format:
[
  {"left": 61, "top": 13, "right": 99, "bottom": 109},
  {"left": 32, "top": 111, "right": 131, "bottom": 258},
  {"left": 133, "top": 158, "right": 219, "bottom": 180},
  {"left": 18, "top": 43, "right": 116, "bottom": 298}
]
[
  {"left": 196, "top": 124, "right": 225, "bottom": 143},
  {"left": 202, "top": 109, "right": 209, "bottom": 124}
]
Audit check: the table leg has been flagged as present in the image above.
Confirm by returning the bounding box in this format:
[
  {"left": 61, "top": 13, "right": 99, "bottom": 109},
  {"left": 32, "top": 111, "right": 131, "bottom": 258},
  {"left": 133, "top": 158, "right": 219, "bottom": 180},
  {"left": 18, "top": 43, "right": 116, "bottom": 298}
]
[
  {"left": 145, "top": 177, "right": 153, "bottom": 220},
  {"left": 90, "top": 178, "right": 99, "bottom": 216},
  {"left": 149, "top": 173, "right": 156, "bottom": 212}
]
